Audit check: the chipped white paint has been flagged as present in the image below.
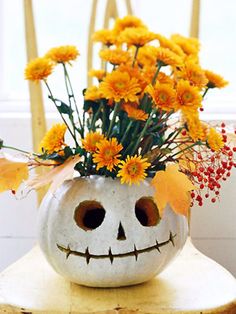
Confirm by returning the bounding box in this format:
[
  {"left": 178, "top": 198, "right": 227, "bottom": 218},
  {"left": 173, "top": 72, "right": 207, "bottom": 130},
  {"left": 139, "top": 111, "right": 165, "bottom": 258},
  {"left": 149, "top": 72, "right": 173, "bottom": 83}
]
[{"left": 37, "top": 176, "right": 188, "bottom": 287}]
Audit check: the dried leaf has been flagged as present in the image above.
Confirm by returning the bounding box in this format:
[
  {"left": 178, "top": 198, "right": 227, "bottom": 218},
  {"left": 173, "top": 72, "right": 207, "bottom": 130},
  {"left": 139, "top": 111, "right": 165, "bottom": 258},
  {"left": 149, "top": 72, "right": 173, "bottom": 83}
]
[
  {"left": 151, "top": 164, "right": 196, "bottom": 217},
  {"left": 27, "top": 155, "right": 81, "bottom": 192},
  {"left": 0, "top": 156, "right": 29, "bottom": 193}
]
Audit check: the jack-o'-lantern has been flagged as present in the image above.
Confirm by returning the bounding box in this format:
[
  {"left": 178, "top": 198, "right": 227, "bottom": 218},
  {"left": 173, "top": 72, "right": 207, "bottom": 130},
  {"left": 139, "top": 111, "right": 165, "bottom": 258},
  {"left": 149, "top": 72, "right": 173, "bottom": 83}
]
[{"left": 37, "top": 176, "right": 188, "bottom": 287}]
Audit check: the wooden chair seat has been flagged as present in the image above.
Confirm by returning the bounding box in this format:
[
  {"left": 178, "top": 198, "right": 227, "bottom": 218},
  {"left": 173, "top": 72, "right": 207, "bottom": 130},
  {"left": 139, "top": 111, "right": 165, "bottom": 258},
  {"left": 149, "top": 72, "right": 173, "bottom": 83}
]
[{"left": 0, "top": 238, "right": 235, "bottom": 313}]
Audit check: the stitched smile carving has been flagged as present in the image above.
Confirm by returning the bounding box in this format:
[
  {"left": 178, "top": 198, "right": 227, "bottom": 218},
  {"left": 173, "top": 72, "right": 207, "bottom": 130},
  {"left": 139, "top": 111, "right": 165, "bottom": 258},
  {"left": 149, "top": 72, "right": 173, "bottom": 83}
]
[{"left": 57, "top": 231, "right": 176, "bottom": 264}]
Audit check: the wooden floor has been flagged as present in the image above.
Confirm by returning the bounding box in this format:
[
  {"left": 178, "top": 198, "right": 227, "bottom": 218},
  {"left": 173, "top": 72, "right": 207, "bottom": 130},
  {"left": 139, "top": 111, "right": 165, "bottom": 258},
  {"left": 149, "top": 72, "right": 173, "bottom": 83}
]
[{"left": 0, "top": 238, "right": 236, "bottom": 314}]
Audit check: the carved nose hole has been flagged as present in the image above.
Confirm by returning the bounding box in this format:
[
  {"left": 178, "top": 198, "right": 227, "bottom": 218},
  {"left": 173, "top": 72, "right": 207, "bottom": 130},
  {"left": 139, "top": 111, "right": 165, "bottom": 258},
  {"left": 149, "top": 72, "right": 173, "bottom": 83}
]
[{"left": 117, "top": 222, "right": 126, "bottom": 241}]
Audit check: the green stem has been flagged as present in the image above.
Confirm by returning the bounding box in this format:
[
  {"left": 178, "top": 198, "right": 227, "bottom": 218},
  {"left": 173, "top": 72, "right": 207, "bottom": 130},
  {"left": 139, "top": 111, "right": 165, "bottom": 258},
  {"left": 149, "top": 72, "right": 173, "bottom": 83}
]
[
  {"left": 164, "top": 127, "right": 184, "bottom": 149},
  {"left": 202, "top": 86, "right": 209, "bottom": 99},
  {"left": 2, "top": 145, "right": 38, "bottom": 156},
  {"left": 122, "top": 122, "right": 140, "bottom": 155},
  {"left": 132, "top": 46, "right": 140, "bottom": 67},
  {"left": 148, "top": 111, "right": 170, "bottom": 133},
  {"left": 90, "top": 103, "right": 103, "bottom": 131},
  {"left": 130, "top": 109, "right": 157, "bottom": 155},
  {"left": 120, "top": 120, "right": 133, "bottom": 144},
  {"left": 170, "top": 142, "right": 200, "bottom": 159},
  {"left": 107, "top": 102, "right": 120, "bottom": 137},
  {"left": 151, "top": 61, "right": 162, "bottom": 85},
  {"left": 63, "top": 64, "right": 84, "bottom": 137},
  {"left": 86, "top": 154, "right": 93, "bottom": 176},
  {"left": 44, "top": 81, "right": 79, "bottom": 146},
  {"left": 62, "top": 64, "right": 77, "bottom": 139}
]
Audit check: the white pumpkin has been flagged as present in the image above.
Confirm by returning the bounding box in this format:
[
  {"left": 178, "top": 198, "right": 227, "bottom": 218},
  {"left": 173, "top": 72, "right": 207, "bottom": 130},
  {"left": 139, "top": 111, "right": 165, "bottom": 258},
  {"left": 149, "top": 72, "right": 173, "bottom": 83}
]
[{"left": 37, "top": 175, "right": 188, "bottom": 287}]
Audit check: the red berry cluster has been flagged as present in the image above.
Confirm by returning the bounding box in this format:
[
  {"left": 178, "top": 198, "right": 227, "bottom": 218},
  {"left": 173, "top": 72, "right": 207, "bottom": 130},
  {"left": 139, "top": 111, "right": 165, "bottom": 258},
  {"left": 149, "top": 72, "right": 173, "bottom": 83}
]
[{"left": 190, "top": 123, "right": 236, "bottom": 207}]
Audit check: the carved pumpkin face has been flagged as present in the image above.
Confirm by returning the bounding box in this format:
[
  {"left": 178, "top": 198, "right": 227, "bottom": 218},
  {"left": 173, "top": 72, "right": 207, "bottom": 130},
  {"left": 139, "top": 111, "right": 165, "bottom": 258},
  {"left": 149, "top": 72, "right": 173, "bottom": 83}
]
[{"left": 38, "top": 176, "right": 188, "bottom": 287}]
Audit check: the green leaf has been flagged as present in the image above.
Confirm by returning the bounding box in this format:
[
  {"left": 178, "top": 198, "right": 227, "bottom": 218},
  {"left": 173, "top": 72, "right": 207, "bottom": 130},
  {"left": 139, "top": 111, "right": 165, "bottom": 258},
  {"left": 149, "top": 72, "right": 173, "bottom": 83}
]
[
  {"left": 74, "top": 146, "right": 85, "bottom": 156},
  {"left": 56, "top": 102, "right": 73, "bottom": 117},
  {"left": 39, "top": 151, "right": 65, "bottom": 162},
  {"left": 84, "top": 100, "right": 98, "bottom": 112},
  {"left": 0, "top": 139, "right": 3, "bottom": 150},
  {"left": 160, "top": 148, "right": 172, "bottom": 155},
  {"left": 151, "top": 133, "right": 165, "bottom": 146},
  {"left": 64, "top": 146, "right": 73, "bottom": 158},
  {"left": 74, "top": 161, "right": 86, "bottom": 175}
]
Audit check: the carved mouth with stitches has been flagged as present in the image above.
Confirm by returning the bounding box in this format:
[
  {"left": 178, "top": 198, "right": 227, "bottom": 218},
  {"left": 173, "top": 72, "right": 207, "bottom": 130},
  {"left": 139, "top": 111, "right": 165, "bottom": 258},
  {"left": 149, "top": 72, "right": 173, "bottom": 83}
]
[{"left": 57, "top": 231, "right": 176, "bottom": 264}]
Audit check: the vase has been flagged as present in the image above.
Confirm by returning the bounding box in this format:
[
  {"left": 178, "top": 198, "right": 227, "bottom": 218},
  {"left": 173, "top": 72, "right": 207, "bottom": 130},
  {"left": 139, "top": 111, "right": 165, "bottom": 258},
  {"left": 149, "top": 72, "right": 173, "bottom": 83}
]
[{"left": 37, "top": 175, "right": 188, "bottom": 287}]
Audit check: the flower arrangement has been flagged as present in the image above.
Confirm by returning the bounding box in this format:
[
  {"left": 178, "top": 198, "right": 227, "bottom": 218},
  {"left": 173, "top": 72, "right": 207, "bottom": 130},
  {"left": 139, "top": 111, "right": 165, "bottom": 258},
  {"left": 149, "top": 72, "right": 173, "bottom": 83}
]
[{"left": 0, "top": 15, "right": 235, "bottom": 218}]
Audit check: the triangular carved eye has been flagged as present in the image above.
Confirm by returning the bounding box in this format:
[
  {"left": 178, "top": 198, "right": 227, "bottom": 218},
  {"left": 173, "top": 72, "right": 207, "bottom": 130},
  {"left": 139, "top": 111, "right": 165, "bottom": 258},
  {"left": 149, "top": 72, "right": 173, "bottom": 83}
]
[
  {"left": 74, "top": 200, "right": 106, "bottom": 231},
  {"left": 135, "top": 197, "right": 161, "bottom": 227}
]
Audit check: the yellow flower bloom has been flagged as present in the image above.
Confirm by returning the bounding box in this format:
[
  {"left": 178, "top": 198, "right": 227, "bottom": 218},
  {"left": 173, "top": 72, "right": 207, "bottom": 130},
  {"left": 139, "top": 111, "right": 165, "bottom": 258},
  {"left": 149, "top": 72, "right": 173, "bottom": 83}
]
[
  {"left": 84, "top": 86, "right": 102, "bottom": 101},
  {"left": 182, "top": 109, "right": 207, "bottom": 141},
  {"left": 123, "top": 103, "right": 148, "bottom": 121},
  {"left": 39, "top": 124, "right": 67, "bottom": 154},
  {"left": 146, "top": 83, "right": 176, "bottom": 112},
  {"left": 113, "top": 15, "right": 147, "bottom": 34},
  {"left": 88, "top": 69, "right": 106, "bottom": 81},
  {"left": 99, "top": 48, "right": 131, "bottom": 65},
  {"left": 177, "top": 61, "right": 208, "bottom": 88},
  {"left": 154, "top": 47, "right": 183, "bottom": 67},
  {"left": 119, "top": 27, "right": 156, "bottom": 47},
  {"left": 205, "top": 70, "right": 228, "bottom": 88},
  {"left": 117, "top": 155, "right": 151, "bottom": 185},
  {"left": 137, "top": 46, "right": 157, "bottom": 67},
  {"left": 45, "top": 45, "right": 79, "bottom": 63},
  {"left": 92, "top": 29, "right": 116, "bottom": 46},
  {"left": 156, "top": 72, "right": 175, "bottom": 85},
  {"left": 171, "top": 34, "right": 199, "bottom": 56},
  {"left": 99, "top": 70, "right": 141, "bottom": 103},
  {"left": 118, "top": 63, "right": 148, "bottom": 90},
  {"left": 93, "top": 138, "right": 123, "bottom": 171},
  {"left": 155, "top": 34, "right": 185, "bottom": 57},
  {"left": 82, "top": 132, "right": 104, "bottom": 153},
  {"left": 207, "top": 128, "right": 224, "bottom": 151},
  {"left": 142, "top": 67, "right": 174, "bottom": 87},
  {"left": 176, "top": 80, "right": 202, "bottom": 111},
  {"left": 24, "top": 57, "right": 54, "bottom": 82}
]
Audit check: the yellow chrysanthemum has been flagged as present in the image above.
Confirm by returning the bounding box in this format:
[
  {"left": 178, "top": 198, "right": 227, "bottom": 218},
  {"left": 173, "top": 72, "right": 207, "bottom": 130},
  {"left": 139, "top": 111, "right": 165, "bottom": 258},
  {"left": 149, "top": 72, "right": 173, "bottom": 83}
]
[
  {"left": 24, "top": 57, "right": 54, "bottom": 82},
  {"left": 113, "top": 15, "right": 147, "bottom": 34},
  {"left": 39, "top": 124, "right": 67, "bottom": 154},
  {"left": 123, "top": 103, "right": 148, "bottom": 121},
  {"left": 119, "top": 27, "right": 156, "bottom": 47},
  {"left": 146, "top": 83, "right": 176, "bottom": 112},
  {"left": 205, "top": 70, "right": 228, "bottom": 88},
  {"left": 93, "top": 138, "right": 123, "bottom": 171},
  {"left": 88, "top": 69, "right": 106, "bottom": 81},
  {"left": 154, "top": 47, "right": 183, "bottom": 67},
  {"left": 142, "top": 67, "right": 174, "bottom": 87},
  {"left": 99, "top": 70, "right": 141, "bottom": 103},
  {"left": 137, "top": 46, "right": 157, "bottom": 67},
  {"left": 45, "top": 45, "right": 79, "bottom": 63},
  {"left": 207, "top": 128, "right": 224, "bottom": 151},
  {"left": 84, "top": 86, "right": 102, "bottom": 101},
  {"left": 155, "top": 34, "right": 185, "bottom": 57},
  {"left": 176, "top": 80, "right": 202, "bottom": 111},
  {"left": 117, "top": 155, "right": 151, "bottom": 185},
  {"left": 92, "top": 29, "right": 116, "bottom": 46},
  {"left": 171, "top": 34, "right": 200, "bottom": 56},
  {"left": 99, "top": 48, "right": 131, "bottom": 65},
  {"left": 118, "top": 63, "right": 148, "bottom": 90},
  {"left": 182, "top": 110, "right": 207, "bottom": 141},
  {"left": 82, "top": 132, "right": 104, "bottom": 153},
  {"left": 177, "top": 61, "right": 208, "bottom": 88}
]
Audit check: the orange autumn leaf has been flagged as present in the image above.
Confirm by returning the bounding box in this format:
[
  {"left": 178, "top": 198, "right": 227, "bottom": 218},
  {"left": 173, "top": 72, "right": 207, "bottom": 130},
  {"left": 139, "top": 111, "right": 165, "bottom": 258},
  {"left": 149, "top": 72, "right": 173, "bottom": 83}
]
[
  {"left": 151, "top": 164, "right": 196, "bottom": 217},
  {"left": 27, "top": 155, "right": 81, "bottom": 192},
  {"left": 0, "top": 156, "right": 29, "bottom": 193}
]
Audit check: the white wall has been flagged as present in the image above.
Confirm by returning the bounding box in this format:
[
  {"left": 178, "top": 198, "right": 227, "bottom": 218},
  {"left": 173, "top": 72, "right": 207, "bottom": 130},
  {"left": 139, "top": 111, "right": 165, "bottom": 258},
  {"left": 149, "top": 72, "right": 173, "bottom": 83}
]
[{"left": 0, "top": 114, "right": 236, "bottom": 276}]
